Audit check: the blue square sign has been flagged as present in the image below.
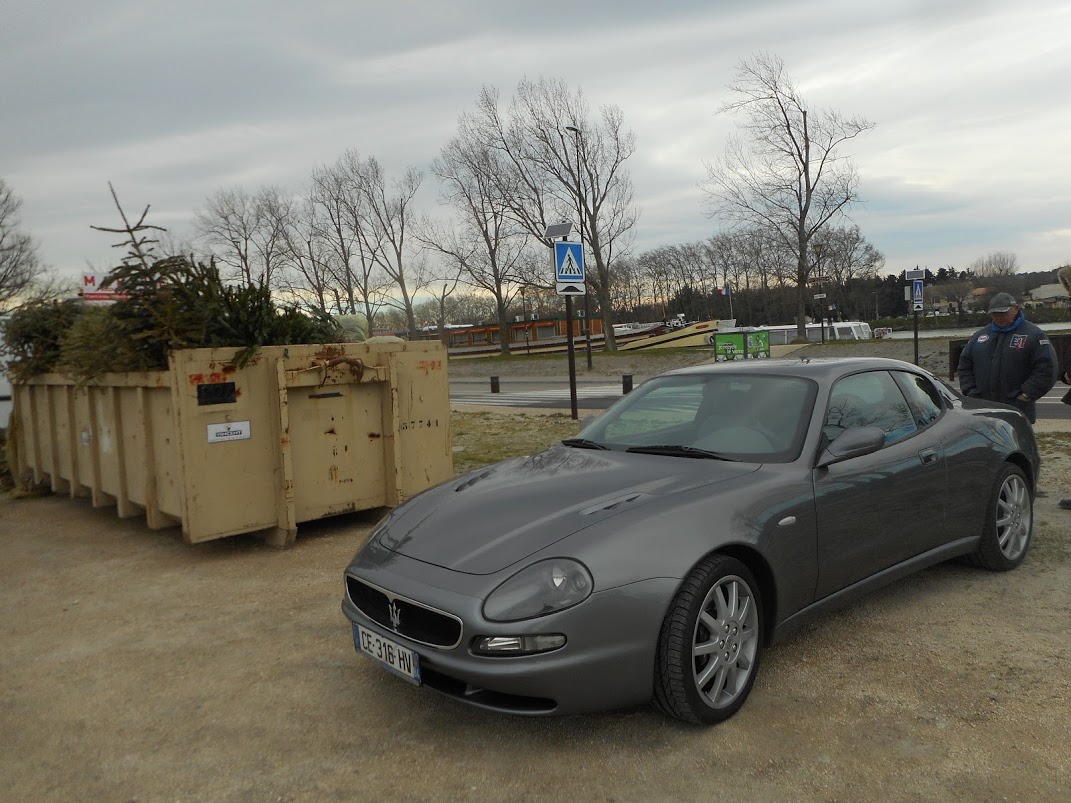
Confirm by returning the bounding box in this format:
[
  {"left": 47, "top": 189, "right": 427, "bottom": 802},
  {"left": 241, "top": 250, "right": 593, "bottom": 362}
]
[{"left": 554, "top": 242, "right": 585, "bottom": 282}]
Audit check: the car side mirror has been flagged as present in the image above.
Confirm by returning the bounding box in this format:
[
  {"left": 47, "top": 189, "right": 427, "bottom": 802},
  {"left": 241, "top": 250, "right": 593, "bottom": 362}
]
[{"left": 816, "top": 425, "right": 885, "bottom": 468}]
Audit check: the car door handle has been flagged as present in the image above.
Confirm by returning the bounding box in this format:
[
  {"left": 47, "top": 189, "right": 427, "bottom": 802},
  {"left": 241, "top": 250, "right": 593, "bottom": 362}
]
[{"left": 918, "top": 448, "right": 939, "bottom": 465}]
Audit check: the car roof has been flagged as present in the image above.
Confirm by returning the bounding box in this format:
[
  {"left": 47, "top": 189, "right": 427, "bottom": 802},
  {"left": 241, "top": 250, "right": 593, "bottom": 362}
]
[{"left": 663, "top": 357, "right": 933, "bottom": 382}]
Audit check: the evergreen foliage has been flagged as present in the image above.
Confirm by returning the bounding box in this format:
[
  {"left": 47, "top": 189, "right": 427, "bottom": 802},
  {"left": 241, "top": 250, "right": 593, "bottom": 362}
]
[
  {"left": 1, "top": 255, "right": 343, "bottom": 381},
  {"left": 1, "top": 300, "right": 84, "bottom": 382}
]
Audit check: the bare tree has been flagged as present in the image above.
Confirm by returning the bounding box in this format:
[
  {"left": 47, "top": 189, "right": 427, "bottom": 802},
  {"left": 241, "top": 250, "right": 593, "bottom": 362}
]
[
  {"left": 90, "top": 182, "right": 167, "bottom": 269},
  {"left": 607, "top": 256, "right": 649, "bottom": 318},
  {"left": 941, "top": 279, "right": 975, "bottom": 320},
  {"left": 468, "top": 79, "right": 640, "bottom": 349},
  {"left": 704, "top": 53, "right": 875, "bottom": 338},
  {"left": 422, "top": 260, "right": 466, "bottom": 342},
  {"left": 352, "top": 158, "right": 426, "bottom": 337},
  {"left": 970, "top": 250, "right": 1020, "bottom": 277},
  {"left": 308, "top": 154, "right": 393, "bottom": 327},
  {"left": 194, "top": 186, "right": 290, "bottom": 288},
  {"left": 445, "top": 290, "right": 502, "bottom": 325},
  {"left": 0, "top": 179, "right": 50, "bottom": 312},
  {"left": 273, "top": 193, "right": 335, "bottom": 313},
  {"left": 813, "top": 225, "right": 885, "bottom": 319},
  {"left": 422, "top": 125, "right": 535, "bottom": 355}
]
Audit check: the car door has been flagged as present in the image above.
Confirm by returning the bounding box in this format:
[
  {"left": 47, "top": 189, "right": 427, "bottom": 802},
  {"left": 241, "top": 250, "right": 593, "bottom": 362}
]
[
  {"left": 891, "top": 369, "right": 969, "bottom": 548},
  {"left": 812, "top": 370, "right": 947, "bottom": 599}
]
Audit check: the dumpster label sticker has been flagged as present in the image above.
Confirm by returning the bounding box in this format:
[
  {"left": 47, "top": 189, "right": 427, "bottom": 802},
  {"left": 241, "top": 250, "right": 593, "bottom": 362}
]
[
  {"left": 207, "top": 421, "right": 252, "bottom": 443},
  {"left": 400, "top": 419, "right": 441, "bottom": 431}
]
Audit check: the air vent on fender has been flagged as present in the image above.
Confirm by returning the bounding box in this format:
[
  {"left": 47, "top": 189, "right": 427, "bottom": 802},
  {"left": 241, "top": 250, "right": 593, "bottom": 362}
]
[
  {"left": 454, "top": 469, "right": 494, "bottom": 492},
  {"left": 579, "top": 493, "right": 650, "bottom": 516}
]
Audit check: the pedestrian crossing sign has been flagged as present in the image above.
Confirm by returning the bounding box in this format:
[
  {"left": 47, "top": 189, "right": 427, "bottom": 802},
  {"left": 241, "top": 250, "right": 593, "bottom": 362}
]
[{"left": 554, "top": 242, "right": 585, "bottom": 282}]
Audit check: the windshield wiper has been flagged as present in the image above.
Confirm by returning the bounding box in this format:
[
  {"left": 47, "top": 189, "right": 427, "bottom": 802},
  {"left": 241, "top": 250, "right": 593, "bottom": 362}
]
[
  {"left": 625, "top": 444, "right": 740, "bottom": 461},
  {"left": 561, "top": 438, "right": 609, "bottom": 450}
]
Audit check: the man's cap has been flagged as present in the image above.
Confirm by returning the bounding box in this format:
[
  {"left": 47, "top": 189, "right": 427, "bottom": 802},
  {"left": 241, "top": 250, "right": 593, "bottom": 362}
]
[{"left": 988, "top": 292, "right": 1018, "bottom": 313}]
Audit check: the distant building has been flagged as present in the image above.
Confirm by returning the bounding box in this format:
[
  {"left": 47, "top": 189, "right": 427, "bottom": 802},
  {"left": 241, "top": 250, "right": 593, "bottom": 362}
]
[{"left": 1024, "top": 283, "right": 1070, "bottom": 309}]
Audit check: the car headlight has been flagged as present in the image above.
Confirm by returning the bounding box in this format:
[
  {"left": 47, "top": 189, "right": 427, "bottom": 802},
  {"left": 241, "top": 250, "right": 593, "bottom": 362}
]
[{"left": 483, "top": 559, "right": 593, "bottom": 622}]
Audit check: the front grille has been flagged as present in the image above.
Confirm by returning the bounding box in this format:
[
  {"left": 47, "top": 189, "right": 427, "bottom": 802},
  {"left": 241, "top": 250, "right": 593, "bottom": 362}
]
[{"left": 346, "top": 575, "right": 463, "bottom": 648}]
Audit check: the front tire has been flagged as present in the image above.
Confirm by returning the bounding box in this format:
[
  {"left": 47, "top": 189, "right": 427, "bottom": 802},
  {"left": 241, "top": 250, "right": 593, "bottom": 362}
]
[
  {"left": 653, "top": 555, "right": 763, "bottom": 724},
  {"left": 968, "top": 463, "right": 1032, "bottom": 571}
]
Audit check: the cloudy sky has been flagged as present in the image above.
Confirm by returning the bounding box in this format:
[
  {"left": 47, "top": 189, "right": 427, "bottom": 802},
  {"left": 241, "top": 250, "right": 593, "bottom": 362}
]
[{"left": 4, "top": 0, "right": 1070, "bottom": 282}]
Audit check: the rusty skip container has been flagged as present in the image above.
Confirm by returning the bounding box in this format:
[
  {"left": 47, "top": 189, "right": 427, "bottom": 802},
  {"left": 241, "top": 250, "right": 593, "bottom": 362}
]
[{"left": 11, "top": 341, "right": 452, "bottom": 546}]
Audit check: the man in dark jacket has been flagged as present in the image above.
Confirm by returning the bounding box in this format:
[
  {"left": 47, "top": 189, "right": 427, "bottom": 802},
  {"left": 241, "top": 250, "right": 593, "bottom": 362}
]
[{"left": 956, "top": 292, "right": 1057, "bottom": 424}]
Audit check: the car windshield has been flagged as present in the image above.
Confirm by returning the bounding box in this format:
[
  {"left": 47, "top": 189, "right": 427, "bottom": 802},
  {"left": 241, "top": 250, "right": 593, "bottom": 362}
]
[{"left": 574, "top": 372, "right": 817, "bottom": 463}]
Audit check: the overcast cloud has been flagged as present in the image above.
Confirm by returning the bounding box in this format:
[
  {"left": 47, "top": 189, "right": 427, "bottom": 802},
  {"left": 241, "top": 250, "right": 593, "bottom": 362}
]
[{"left": 4, "top": 0, "right": 1070, "bottom": 279}]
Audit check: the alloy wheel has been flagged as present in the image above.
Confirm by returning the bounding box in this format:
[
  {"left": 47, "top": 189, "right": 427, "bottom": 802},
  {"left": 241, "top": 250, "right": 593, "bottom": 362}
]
[
  {"left": 996, "top": 473, "right": 1031, "bottom": 560},
  {"left": 691, "top": 574, "right": 760, "bottom": 709}
]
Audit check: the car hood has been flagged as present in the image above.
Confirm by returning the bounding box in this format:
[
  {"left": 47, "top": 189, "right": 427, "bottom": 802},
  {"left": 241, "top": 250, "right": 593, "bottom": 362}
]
[{"left": 375, "top": 445, "right": 759, "bottom": 574}]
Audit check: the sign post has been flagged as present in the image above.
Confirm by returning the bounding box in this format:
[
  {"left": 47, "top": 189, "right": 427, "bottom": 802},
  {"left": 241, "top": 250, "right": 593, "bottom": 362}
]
[
  {"left": 553, "top": 240, "right": 586, "bottom": 420},
  {"left": 906, "top": 269, "right": 926, "bottom": 365}
]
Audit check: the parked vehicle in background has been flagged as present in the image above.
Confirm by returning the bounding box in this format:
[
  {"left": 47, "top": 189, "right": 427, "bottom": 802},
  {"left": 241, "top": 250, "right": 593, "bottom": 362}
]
[{"left": 760, "top": 321, "right": 874, "bottom": 345}]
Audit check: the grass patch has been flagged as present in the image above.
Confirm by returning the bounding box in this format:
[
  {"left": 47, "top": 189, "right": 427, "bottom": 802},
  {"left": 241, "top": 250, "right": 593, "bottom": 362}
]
[
  {"left": 451, "top": 411, "right": 581, "bottom": 475},
  {"left": 1036, "top": 432, "right": 1071, "bottom": 455}
]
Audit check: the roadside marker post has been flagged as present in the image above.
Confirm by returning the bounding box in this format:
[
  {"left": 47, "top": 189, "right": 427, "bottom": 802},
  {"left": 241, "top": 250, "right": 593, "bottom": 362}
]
[{"left": 906, "top": 269, "right": 925, "bottom": 365}]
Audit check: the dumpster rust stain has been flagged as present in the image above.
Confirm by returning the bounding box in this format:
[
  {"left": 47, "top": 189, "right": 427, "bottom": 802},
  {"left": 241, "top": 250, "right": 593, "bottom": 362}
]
[
  {"left": 367, "top": 432, "right": 381, "bottom": 439},
  {"left": 314, "top": 345, "right": 346, "bottom": 360},
  {"left": 187, "top": 371, "right": 231, "bottom": 385},
  {"left": 328, "top": 465, "right": 354, "bottom": 484},
  {"left": 417, "top": 359, "right": 442, "bottom": 374},
  {"left": 190, "top": 362, "right": 239, "bottom": 384}
]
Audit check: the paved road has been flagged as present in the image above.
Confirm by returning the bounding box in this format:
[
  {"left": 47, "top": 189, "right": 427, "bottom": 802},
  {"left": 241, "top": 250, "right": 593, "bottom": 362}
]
[
  {"left": 450, "top": 377, "right": 1071, "bottom": 418},
  {"left": 450, "top": 379, "right": 625, "bottom": 410}
]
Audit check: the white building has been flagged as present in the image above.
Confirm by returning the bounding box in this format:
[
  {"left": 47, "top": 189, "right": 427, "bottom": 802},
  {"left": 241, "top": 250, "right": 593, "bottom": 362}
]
[{"left": 1025, "top": 283, "right": 1070, "bottom": 308}]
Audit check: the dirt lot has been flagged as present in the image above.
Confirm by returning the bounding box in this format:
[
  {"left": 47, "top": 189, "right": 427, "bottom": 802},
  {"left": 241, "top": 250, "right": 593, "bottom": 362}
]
[{"left": 3, "top": 341, "right": 1071, "bottom": 801}]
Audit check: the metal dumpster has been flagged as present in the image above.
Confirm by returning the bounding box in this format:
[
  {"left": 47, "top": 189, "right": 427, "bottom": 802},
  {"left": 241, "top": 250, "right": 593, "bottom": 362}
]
[{"left": 10, "top": 341, "right": 452, "bottom": 546}]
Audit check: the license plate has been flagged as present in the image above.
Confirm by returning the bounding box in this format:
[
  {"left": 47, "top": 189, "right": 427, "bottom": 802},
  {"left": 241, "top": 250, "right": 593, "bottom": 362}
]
[{"left": 352, "top": 623, "right": 422, "bottom": 684}]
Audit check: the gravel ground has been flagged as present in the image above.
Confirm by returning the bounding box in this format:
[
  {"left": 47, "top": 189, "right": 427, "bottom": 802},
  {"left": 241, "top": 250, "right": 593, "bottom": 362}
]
[{"left": 3, "top": 336, "right": 1071, "bottom": 801}]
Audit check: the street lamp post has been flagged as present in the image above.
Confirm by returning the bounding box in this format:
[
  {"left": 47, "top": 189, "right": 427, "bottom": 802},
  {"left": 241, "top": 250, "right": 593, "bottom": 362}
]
[
  {"left": 813, "top": 242, "right": 825, "bottom": 343},
  {"left": 565, "top": 125, "right": 593, "bottom": 369},
  {"left": 521, "top": 286, "right": 530, "bottom": 355}
]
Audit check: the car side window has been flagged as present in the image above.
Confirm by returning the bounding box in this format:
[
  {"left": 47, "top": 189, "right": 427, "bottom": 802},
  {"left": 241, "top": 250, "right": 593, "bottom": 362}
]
[
  {"left": 892, "top": 371, "right": 944, "bottom": 429},
  {"left": 824, "top": 371, "right": 919, "bottom": 446}
]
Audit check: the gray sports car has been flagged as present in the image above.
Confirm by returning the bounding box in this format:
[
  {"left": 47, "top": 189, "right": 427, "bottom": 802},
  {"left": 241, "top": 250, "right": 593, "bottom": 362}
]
[{"left": 341, "top": 357, "right": 1038, "bottom": 724}]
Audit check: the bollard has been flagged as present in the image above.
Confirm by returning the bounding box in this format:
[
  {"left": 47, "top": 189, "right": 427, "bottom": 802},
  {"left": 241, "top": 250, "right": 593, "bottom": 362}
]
[
  {"left": 622, "top": 374, "right": 633, "bottom": 394},
  {"left": 490, "top": 376, "right": 500, "bottom": 394}
]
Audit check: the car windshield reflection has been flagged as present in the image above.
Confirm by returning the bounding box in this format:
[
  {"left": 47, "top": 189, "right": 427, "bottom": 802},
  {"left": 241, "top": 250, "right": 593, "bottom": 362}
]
[{"left": 576, "top": 373, "right": 817, "bottom": 463}]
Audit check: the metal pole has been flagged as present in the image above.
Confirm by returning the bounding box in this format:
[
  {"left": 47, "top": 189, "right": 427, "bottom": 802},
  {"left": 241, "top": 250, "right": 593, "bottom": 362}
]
[
  {"left": 819, "top": 278, "right": 826, "bottom": 343},
  {"left": 584, "top": 293, "right": 592, "bottom": 369},
  {"left": 522, "top": 289, "right": 530, "bottom": 355},
  {"left": 566, "top": 124, "right": 592, "bottom": 370},
  {"left": 566, "top": 296, "right": 578, "bottom": 420},
  {"left": 913, "top": 308, "right": 920, "bottom": 365}
]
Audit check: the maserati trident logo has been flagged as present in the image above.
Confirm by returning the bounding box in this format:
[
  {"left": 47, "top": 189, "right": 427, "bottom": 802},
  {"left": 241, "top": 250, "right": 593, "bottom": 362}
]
[{"left": 388, "top": 601, "right": 402, "bottom": 631}]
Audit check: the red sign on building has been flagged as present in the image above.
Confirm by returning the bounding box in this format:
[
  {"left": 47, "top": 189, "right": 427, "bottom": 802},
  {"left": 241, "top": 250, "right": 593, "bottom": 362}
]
[{"left": 80, "top": 273, "right": 130, "bottom": 302}]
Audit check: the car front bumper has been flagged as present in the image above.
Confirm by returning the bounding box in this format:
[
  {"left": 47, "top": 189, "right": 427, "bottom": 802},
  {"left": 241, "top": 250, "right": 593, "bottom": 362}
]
[{"left": 341, "top": 551, "right": 679, "bottom": 716}]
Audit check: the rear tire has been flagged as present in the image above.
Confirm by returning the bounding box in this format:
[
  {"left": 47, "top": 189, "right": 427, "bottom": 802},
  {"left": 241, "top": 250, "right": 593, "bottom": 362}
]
[
  {"left": 967, "top": 463, "right": 1032, "bottom": 571},
  {"left": 653, "top": 555, "right": 763, "bottom": 724}
]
